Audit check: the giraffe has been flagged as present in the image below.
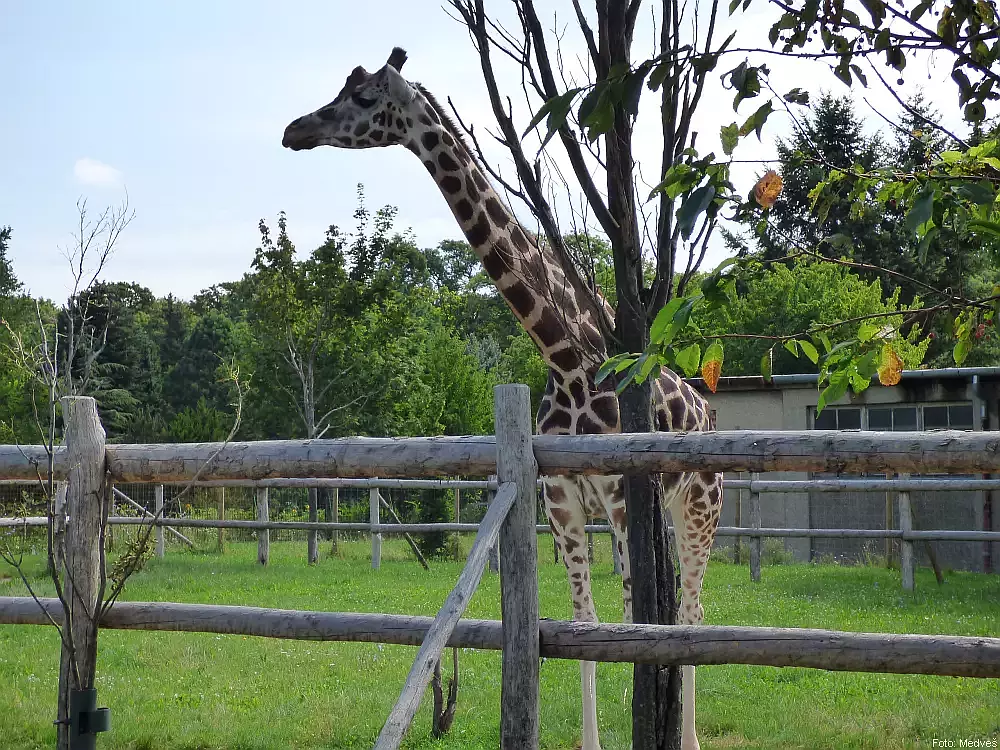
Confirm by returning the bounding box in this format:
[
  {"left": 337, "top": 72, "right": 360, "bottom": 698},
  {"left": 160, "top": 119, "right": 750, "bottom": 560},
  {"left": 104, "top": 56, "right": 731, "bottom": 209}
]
[{"left": 281, "top": 48, "right": 723, "bottom": 750}]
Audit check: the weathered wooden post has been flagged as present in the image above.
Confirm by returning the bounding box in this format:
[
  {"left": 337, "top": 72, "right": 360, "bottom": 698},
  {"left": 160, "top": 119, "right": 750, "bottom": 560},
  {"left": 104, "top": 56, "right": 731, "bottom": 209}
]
[
  {"left": 898, "top": 473, "right": 915, "bottom": 591},
  {"left": 370, "top": 485, "right": 382, "bottom": 570},
  {"left": 494, "top": 384, "right": 539, "bottom": 749},
  {"left": 330, "top": 487, "right": 340, "bottom": 556},
  {"left": 53, "top": 482, "right": 68, "bottom": 575},
  {"left": 216, "top": 487, "right": 225, "bottom": 554},
  {"left": 487, "top": 475, "right": 499, "bottom": 573},
  {"left": 256, "top": 487, "right": 269, "bottom": 566},
  {"left": 749, "top": 472, "right": 761, "bottom": 583},
  {"left": 57, "top": 396, "right": 109, "bottom": 750},
  {"left": 307, "top": 487, "right": 319, "bottom": 565},
  {"left": 154, "top": 484, "right": 165, "bottom": 559}
]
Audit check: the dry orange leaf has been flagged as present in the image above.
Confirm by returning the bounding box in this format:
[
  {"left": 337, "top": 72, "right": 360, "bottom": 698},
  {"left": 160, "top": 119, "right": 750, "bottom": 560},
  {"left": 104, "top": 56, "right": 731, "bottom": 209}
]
[
  {"left": 702, "top": 358, "right": 722, "bottom": 393},
  {"left": 753, "top": 170, "right": 783, "bottom": 209},
  {"left": 878, "top": 345, "right": 903, "bottom": 386}
]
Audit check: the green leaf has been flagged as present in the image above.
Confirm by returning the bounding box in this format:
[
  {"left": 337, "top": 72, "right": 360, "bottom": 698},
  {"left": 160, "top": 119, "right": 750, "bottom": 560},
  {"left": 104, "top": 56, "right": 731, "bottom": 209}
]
[
  {"left": 721, "top": 123, "right": 739, "bottom": 156},
  {"left": 704, "top": 339, "right": 724, "bottom": 367},
  {"left": 783, "top": 88, "right": 809, "bottom": 105},
  {"left": 522, "top": 89, "right": 580, "bottom": 141},
  {"left": 917, "top": 226, "right": 939, "bottom": 264},
  {"left": 738, "top": 100, "right": 775, "bottom": 140},
  {"left": 954, "top": 338, "right": 972, "bottom": 366},
  {"left": 760, "top": 349, "right": 773, "bottom": 383},
  {"left": 638, "top": 352, "right": 661, "bottom": 382},
  {"left": 783, "top": 339, "right": 800, "bottom": 357},
  {"left": 650, "top": 298, "right": 684, "bottom": 344},
  {"left": 799, "top": 339, "right": 819, "bottom": 364},
  {"left": 819, "top": 369, "right": 850, "bottom": 411},
  {"left": 905, "top": 188, "right": 935, "bottom": 234},
  {"left": 623, "top": 68, "right": 650, "bottom": 117},
  {"left": 968, "top": 220, "right": 1000, "bottom": 238},
  {"left": 954, "top": 181, "right": 996, "bottom": 205},
  {"left": 595, "top": 353, "right": 633, "bottom": 384},
  {"left": 676, "top": 184, "right": 717, "bottom": 240},
  {"left": 675, "top": 343, "right": 702, "bottom": 377}
]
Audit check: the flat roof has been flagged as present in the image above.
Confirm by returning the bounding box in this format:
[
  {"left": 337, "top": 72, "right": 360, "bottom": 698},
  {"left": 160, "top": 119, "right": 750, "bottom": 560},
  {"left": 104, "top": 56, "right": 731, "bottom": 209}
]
[{"left": 687, "top": 366, "right": 1000, "bottom": 393}]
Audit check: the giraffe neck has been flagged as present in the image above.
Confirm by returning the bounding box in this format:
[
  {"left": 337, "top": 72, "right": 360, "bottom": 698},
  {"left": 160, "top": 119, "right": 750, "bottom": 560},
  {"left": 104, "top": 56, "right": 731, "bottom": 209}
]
[{"left": 406, "top": 113, "right": 606, "bottom": 381}]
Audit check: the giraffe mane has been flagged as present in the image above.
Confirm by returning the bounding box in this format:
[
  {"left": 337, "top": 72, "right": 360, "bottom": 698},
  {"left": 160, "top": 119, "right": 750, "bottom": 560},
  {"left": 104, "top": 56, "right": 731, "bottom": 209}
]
[{"left": 413, "top": 82, "right": 477, "bottom": 165}]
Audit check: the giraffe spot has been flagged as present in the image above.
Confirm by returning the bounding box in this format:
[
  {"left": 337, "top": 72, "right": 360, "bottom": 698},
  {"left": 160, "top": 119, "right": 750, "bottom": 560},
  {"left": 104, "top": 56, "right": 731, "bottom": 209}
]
[
  {"left": 423, "top": 160, "right": 437, "bottom": 175},
  {"left": 465, "top": 178, "right": 479, "bottom": 204},
  {"left": 667, "top": 397, "right": 686, "bottom": 430},
  {"left": 550, "top": 347, "right": 581, "bottom": 372},
  {"left": 374, "top": 112, "right": 386, "bottom": 125},
  {"left": 406, "top": 117, "right": 413, "bottom": 127},
  {"left": 472, "top": 169, "right": 489, "bottom": 193},
  {"left": 441, "top": 175, "right": 462, "bottom": 194},
  {"left": 569, "top": 379, "right": 586, "bottom": 409},
  {"left": 550, "top": 506, "right": 572, "bottom": 527},
  {"left": 482, "top": 239, "right": 513, "bottom": 280},
  {"left": 610, "top": 506, "right": 627, "bottom": 528},
  {"left": 386, "top": 133, "right": 401, "bottom": 143},
  {"left": 421, "top": 131, "right": 440, "bottom": 150},
  {"left": 546, "top": 484, "right": 567, "bottom": 503},
  {"left": 690, "top": 501, "right": 708, "bottom": 512},
  {"left": 370, "top": 130, "right": 384, "bottom": 142},
  {"left": 466, "top": 212, "right": 492, "bottom": 246},
  {"left": 555, "top": 389, "right": 571, "bottom": 408},
  {"left": 438, "top": 151, "right": 459, "bottom": 172},
  {"left": 532, "top": 308, "right": 564, "bottom": 348},
  {"left": 536, "top": 398, "right": 552, "bottom": 422},
  {"left": 509, "top": 225, "right": 529, "bottom": 251},
  {"left": 405, "top": 142, "right": 420, "bottom": 156},
  {"left": 576, "top": 413, "right": 605, "bottom": 435},
  {"left": 582, "top": 323, "right": 603, "bottom": 352},
  {"left": 424, "top": 104, "right": 441, "bottom": 124},
  {"left": 570, "top": 555, "right": 586, "bottom": 565},
  {"left": 690, "top": 484, "right": 705, "bottom": 500},
  {"left": 551, "top": 370, "right": 564, "bottom": 385},
  {"left": 418, "top": 114, "right": 433, "bottom": 127},
  {"left": 442, "top": 131, "right": 454, "bottom": 147},
  {"left": 505, "top": 281, "right": 536, "bottom": 317},
  {"left": 395, "top": 117, "right": 405, "bottom": 130},
  {"left": 354, "top": 121, "right": 370, "bottom": 136},
  {"left": 591, "top": 396, "right": 617, "bottom": 426},
  {"left": 540, "top": 409, "right": 571, "bottom": 433},
  {"left": 563, "top": 536, "right": 580, "bottom": 554},
  {"left": 485, "top": 197, "right": 509, "bottom": 228},
  {"left": 455, "top": 198, "right": 474, "bottom": 223},
  {"left": 333, "top": 136, "right": 353, "bottom": 146}
]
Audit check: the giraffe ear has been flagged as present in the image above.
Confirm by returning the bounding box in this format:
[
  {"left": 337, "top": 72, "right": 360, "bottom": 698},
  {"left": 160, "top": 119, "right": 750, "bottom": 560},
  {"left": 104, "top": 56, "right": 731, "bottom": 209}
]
[
  {"left": 384, "top": 64, "right": 415, "bottom": 105},
  {"left": 386, "top": 47, "right": 407, "bottom": 71}
]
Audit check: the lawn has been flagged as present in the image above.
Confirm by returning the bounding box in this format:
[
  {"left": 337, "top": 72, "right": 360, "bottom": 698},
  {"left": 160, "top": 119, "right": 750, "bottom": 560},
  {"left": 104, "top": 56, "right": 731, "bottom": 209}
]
[{"left": 1, "top": 536, "right": 998, "bottom": 749}]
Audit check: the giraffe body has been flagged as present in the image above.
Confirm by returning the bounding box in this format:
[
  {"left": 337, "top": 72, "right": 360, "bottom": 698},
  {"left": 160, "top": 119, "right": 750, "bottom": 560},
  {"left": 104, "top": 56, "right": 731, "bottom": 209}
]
[{"left": 282, "top": 48, "right": 722, "bottom": 750}]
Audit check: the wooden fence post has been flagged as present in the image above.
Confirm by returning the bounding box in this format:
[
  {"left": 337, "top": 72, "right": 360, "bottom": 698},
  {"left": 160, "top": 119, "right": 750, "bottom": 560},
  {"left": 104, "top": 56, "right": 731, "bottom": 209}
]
[
  {"left": 371, "top": 485, "right": 382, "bottom": 570},
  {"left": 487, "top": 476, "right": 499, "bottom": 573},
  {"left": 749, "top": 472, "right": 761, "bottom": 583},
  {"left": 57, "top": 396, "right": 107, "bottom": 750},
  {"left": 154, "top": 484, "right": 165, "bottom": 559},
  {"left": 330, "top": 487, "right": 339, "bottom": 556},
  {"left": 733, "top": 474, "right": 743, "bottom": 565},
  {"left": 257, "top": 487, "right": 269, "bottom": 566},
  {"left": 217, "top": 487, "right": 225, "bottom": 554},
  {"left": 898, "top": 473, "right": 915, "bottom": 591},
  {"left": 307, "top": 487, "right": 319, "bottom": 565},
  {"left": 53, "top": 482, "right": 68, "bottom": 575},
  {"left": 494, "top": 384, "right": 539, "bottom": 750}
]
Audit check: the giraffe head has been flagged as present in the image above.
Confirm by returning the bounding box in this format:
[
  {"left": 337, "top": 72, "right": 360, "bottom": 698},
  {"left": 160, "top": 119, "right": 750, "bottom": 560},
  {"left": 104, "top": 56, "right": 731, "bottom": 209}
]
[{"left": 282, "top": 48, "right": 421, "bottom": 152}]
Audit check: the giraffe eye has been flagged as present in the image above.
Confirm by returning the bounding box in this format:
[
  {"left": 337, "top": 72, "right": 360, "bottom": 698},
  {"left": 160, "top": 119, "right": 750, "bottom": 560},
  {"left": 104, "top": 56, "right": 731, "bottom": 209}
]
[{"left": 351, "top": 92, "right": 377, "bottom": 108}]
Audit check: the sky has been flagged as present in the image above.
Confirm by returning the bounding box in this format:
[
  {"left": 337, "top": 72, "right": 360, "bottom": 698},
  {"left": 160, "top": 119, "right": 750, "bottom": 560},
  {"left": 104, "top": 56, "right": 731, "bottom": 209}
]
[{"left": 0, "top": 1, "right": 972, "bottom": 303}]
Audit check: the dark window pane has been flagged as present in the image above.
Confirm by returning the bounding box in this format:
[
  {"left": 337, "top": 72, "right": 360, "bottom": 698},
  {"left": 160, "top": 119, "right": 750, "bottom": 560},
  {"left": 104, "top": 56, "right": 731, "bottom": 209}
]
[
  {"left": 892, "top": 407, "right": 917, "bottom": 430},
  {"left": 838, "top": 409, "right": 861, "bottom": 430},
  {"left": 924, "top": 405, "right": 949, "bottom": 429},
  {"left": 868, "top": 408, "right": 892, "bottom": 430},
  {"left": 814, "top": 408, "right": 836, "bottom": 430},
  {"left": 948, "top": 403, "right": 974, "bottom": 429}
]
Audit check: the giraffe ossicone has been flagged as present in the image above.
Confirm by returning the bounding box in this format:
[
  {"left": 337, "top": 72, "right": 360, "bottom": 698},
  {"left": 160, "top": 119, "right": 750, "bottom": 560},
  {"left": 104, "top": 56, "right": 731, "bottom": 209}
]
[{"left": 282, "top": 47, "right": 722, "bottom": 750}]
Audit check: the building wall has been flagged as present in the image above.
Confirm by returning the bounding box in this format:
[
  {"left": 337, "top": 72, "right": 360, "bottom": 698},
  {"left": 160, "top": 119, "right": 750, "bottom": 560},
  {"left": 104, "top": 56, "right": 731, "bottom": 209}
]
[{"left": 700, "top": 375, "right": 999, "bottom": 572}]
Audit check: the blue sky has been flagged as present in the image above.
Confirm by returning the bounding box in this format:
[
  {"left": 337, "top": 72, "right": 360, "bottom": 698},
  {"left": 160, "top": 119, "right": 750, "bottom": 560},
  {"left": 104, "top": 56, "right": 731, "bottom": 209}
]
[{"left": 1, "top": 1, "right": 970, "bottom": 302}]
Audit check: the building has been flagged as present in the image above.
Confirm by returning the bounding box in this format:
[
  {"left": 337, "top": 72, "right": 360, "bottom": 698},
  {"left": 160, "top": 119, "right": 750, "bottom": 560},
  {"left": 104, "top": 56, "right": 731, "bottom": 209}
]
[{"left": 689, "top": 366, "right": 1000, "bottom": 572}]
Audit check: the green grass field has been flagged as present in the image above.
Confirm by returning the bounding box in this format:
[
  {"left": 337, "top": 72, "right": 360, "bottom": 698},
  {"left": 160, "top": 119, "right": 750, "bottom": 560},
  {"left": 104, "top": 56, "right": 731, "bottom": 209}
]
[{"left": 1, "top": 536, "right": 998, "bottom": 749}]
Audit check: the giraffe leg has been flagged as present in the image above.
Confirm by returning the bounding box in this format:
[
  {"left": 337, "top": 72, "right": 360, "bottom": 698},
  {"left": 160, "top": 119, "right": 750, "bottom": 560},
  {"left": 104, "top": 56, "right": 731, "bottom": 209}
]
[
  {"left": 546, "top": 479, "right": 602, "bottom": 750},
  {"left": 667, "top": 473, "right": 723, "bottom": 750}
]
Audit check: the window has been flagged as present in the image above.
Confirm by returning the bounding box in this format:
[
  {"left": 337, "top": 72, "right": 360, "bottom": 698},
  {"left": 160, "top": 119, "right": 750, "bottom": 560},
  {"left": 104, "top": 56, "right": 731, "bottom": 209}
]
[
  {"left": 924, "top": 403, "right": 974, "bottom": 430},
  {"left": 812, "top": 406, "right": 861, "bottom": 430},
  {"left": 868, "top": 406, "right": 917, "bottom": 431}
]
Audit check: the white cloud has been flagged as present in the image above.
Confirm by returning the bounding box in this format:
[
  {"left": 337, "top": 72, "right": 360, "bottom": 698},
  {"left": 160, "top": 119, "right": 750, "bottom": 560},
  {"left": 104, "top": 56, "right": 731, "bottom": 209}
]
[{"left": 73, "top": 157, "right": 123, "bottom": 188}]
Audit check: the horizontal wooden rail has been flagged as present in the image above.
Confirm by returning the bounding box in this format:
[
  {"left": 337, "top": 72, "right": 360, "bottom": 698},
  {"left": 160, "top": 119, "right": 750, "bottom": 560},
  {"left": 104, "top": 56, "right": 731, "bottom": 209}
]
[
  {"left": 5, "top": 430, "right": 1000, "bottom": 482},
  {"left": 728, "top": 478, "right": 1000, "bottom": 492},
  {"left": 3, "top": 516, "right": 999, "bottom": 542},
  {"left": 1, "top": 597, "right": 997, "bottom": 678}
]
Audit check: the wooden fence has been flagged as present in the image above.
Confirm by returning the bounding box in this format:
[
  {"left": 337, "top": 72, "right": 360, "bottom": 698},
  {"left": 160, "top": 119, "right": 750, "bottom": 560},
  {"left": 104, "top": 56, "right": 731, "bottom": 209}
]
[{"left": 1, "top": 387, "right": 1000, "bottom": 749}]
